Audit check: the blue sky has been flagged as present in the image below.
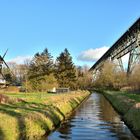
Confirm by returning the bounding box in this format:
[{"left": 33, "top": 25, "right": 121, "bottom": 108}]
[{"left": 0, "top": 0, "right": 140, "bottom": 66}]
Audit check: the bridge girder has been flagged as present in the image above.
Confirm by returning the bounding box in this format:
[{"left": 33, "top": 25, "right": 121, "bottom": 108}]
[{"left": 90, "top": 18, "right": 140, "bottom": 75}]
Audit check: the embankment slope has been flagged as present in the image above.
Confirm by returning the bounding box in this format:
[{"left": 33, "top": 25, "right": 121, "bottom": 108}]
[
  {"left": 0, "top": 90, "right": 90, "bottom": 140},
  {"left": 101, "top": 90, "right": 140, "bottom": 138}
]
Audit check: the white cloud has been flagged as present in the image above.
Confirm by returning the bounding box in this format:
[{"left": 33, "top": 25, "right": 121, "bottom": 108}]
[
  {"left": 78, "top": 46, "right": 109, "bottom": 62},
  {"left": 7, "top": 56, "right": 33, "bottom": 64}
]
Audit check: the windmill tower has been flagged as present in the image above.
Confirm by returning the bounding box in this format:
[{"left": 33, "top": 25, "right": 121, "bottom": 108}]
[{"left": 0, "top": 49, "right": 11, "bottom": 86}]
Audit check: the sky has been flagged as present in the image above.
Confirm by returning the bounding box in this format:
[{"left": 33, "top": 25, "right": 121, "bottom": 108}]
[{"left": 0, "top": 0, "right": 140, "bottom": 67}]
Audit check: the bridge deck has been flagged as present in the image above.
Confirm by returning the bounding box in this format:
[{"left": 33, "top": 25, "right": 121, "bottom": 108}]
[{"left": 90, "top": 18, "right": 140, "bottom": 71}]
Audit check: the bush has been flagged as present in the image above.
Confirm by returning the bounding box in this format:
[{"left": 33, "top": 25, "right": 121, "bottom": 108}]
[
  {"left": 25, "top": 74, "right": 58, "bottom": 92},
  {"left": 93, "top": 61, "right": 128, "bottom": 90},
  {"left": 5, "top": 86, "right": 20, "bottom": 93},
  {"left": 128, "top": 65, "right": 140, "bottom": 90}
]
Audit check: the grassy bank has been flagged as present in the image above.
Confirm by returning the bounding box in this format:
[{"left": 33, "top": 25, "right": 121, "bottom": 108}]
[
  {"left": 0, "top": 90, "right": 90, "bottom": 140},
  {"left": 99, "top": 90, "right": 140, "bottom": 138}
]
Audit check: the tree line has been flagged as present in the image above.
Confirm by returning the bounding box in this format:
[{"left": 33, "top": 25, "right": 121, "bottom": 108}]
[
  {"left": 3, "top": 48, "right": 92, "bottom": 92},
  {"left": 93, "top": 60, "right": 140, "bottom": 91}
]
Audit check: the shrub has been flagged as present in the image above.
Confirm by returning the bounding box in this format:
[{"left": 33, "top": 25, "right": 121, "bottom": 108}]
[{"left": 25, "top": 74, "right": 58, "bottom": 92}]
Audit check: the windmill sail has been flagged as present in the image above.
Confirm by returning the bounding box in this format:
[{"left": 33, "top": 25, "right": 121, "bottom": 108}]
[{"left": 0, "top": 49, "right": 13, "bottom": 85}]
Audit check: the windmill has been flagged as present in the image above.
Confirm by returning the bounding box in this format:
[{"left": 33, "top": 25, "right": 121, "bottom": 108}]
[{"left": 0, "top": 49, "right": 12, "bottom": 85}]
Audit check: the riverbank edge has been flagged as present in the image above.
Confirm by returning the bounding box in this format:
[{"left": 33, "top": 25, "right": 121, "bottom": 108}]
[
  {"left": 33, "top": 90, "right": 91, "bottom": 139},
  {"left": 0, "top": 90, "right": 91, "bottom": 140},
  {"left": 94, "top": 89, "right": 140, "bottom": 139},
  {"left": 45, "top": 90, "right": 91, "bottom": 138}
]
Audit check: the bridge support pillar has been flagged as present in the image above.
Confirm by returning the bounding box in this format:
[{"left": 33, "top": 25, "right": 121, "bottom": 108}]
[
  {"left": 127, "top": 34, "right": 140, "bottom": 74},
  {"left": 117, "top": 58, "right": 124, "bottom": 72},
  {"left": 92, "top": 69, "right": 100, "bottom": 82}
]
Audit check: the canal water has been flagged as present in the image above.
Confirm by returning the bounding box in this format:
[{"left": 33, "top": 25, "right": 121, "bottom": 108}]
[{"left": 46, "top": 93, "right": 137, "bottom": 140}]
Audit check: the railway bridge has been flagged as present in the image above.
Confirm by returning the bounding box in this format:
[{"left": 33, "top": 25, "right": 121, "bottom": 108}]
[{"left": 90, "top": 18, "right": 140, "bottom": 76}]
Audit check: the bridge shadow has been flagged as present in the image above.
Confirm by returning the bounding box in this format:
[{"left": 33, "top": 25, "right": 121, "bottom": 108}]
[
  {"left": 0, "top": 101, "right": 67, "bottom": 139},
  {"left": 0, "top": 128, "right": 5, "bottom": 140},
  {"left": 0, "top": 97, "right": 83, "bottom": 139},
  {"left": 0, "top": 104, "right": 26, "bottom": 140}
]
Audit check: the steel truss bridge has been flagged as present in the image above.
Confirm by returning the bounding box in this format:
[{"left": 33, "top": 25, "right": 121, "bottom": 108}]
[{"left": 90, "top": 18, "right": 140, "bottom": 76}]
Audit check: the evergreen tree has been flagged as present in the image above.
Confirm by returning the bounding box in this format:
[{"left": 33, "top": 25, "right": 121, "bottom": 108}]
[
  {"left": 27, "top": 48, "right": 57, "bottom": 92},
  {"left": 28, "top": 48, "right": 54, "bottom": 79},
  {"left": 55, "top": 48, "right": 77, "bottom": 89}
]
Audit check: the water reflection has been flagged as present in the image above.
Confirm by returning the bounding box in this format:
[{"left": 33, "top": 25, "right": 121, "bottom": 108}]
[{"left": 46, "top": 93, "right": 137, "bottom": 140}]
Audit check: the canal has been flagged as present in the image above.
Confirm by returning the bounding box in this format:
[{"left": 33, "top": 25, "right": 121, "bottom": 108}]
[{"left": 46, "top": 92, "right": 137, "bottom": 140}]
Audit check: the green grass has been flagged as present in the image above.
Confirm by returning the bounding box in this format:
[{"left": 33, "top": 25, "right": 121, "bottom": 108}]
[
  {"left": 4, "top": 92, "right": 55, "bottom": 103},
  {"left": 104, "top": 90, "right": 140, "bottom": 102},
  {"left": 102, "top": 90, "right": 140, "bottom": 138},
  {"left": 0, "top": 90, "right": 90, "bottom": 140},
  {"left": 121, "top": 93, "right": 140, "bottom": 102}
]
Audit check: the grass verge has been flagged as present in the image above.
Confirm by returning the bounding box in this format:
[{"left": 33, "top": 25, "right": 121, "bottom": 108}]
[
  {"left": 0, "top": 90, "right": 90, "bottom": 140},
  {"left": 98, "top": 90, "right": 140, "bottom": 138}
]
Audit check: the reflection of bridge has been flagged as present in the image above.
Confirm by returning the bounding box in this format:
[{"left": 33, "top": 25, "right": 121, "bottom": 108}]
[{"left": 90, "top": 18, "right": 140, "bottom": 75}]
